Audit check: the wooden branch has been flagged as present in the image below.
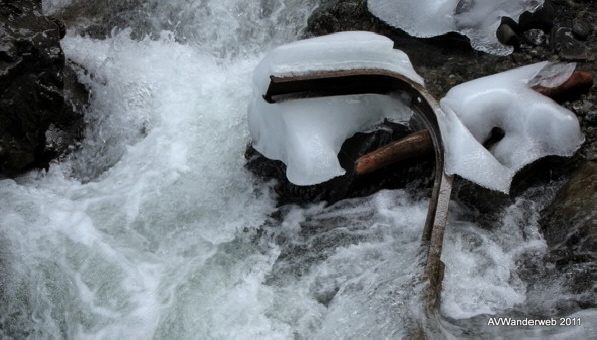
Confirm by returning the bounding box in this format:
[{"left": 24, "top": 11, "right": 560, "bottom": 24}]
[
  {"left": 354, "top": 130, "right": 433, "bottom": 175},
  {"left": 531, "top": 70, "right": 593, "bottom": 100}
]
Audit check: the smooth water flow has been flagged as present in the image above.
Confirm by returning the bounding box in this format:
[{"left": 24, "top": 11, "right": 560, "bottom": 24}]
[{"left": 1, "top": 0, "right": 595, "bottom": 338}]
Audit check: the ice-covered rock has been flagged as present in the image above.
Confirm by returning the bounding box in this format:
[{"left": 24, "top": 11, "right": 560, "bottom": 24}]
[
  {"left": 367, "top": 0, "right": 545, "bottom": 55},
  {"left": 439, "top": 62, "right": 585, "bottom": 192},
  {"left": 248, "top": 32, "right": 421, "bottom": 186}
]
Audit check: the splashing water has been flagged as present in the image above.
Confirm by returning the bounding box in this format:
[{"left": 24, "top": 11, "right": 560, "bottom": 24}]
[{"left": 1, "top": 0, "right": 595, "bottom": 338}]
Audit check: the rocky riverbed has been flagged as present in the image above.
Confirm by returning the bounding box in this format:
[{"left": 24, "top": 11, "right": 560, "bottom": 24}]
[{"left": 0, "top": 0, "right": 86, "bottom": 176}]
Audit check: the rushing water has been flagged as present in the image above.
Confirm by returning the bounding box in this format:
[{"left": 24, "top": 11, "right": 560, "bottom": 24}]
[{"left": 1, "top": 0, "right": 595, "bottom": 338}]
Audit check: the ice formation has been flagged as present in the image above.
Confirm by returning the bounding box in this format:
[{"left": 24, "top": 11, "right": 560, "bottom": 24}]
[
  {"left": 249, "top": 32, "right": 584, "bottom": 191},
  {"left": 252, "top": 31, "right": 424, "bottom": 94},
  {"left": 439, "top": 62, "right": 584, "bottom": 192},
  {"left": 248, "top": 32, "right": 422, "bottom": 186},
  {"left": 367, "top": 0, "right": 545, "bottom": 55}
]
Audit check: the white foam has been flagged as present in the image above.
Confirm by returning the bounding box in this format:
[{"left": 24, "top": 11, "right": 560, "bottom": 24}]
[
  {"left": 264, "top": 190, "right": 430, "bottom": 338},
  {"left": 439, "top": 62, "right": 584, "bottom": 192},
  {"left": 0, "top": 29, "right": 281, "bottom": 338},
  {"left": 367, "top": 0, "right": 545, "bottom": 55}
]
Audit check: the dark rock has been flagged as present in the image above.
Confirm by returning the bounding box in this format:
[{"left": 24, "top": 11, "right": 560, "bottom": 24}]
[
  {"left": 0, "top": 0, "right": 85, "bottom": 176},
  {"left": 306, "top": 0, "right": 380, "bottom": 37},
  {"left": 572, "top": 18, "right": 591, "bottom": 40},
  {"left": 540, "top": 161, "right": 597, "bottom": 296},
  {"left": 452, "top": 180, "right": 511, "bottom": 220},
  {"left": 518, "top": 0, "right": 556, "bottom": 32},
  {"left": 47, "top": 16, "right": 66, "bottom": 39},
  {"left": 52, "top": 0, "right": 177, "bottom": 41},
  {"left": 541, "top": 162, "right": 596, "bottom": 259},
  {"left": 550, "top": 23, "right": 588, "bottom": 60},
  {"left": 523, "top": 28, "right": 548, "bottom": 46},
  {"left": 585, "top": 110, "right": 597, "bottom": 125},
  {"left": 571, "top": 100, "right": 593, "bottom": 116},
  {"left": 496, "top": 23, "right": 520, "bottom": 48}
]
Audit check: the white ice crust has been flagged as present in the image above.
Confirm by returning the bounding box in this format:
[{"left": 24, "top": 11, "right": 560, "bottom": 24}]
[
  {"left": 367, "top": 0, "right": 545, "bottom": 55},
  {"left": 439, "top": 62, "right": 585, "bottom": 192},
  {"left": 253, "top": 31, "right": 424, "bottom": 95},
  {"left": 249, "top": 32, "right": 420, "bottom": 186}
]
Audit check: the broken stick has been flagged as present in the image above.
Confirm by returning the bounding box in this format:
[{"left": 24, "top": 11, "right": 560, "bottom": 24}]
[{"left": 355, "top": 130, "right": 433, "bottom": 175}]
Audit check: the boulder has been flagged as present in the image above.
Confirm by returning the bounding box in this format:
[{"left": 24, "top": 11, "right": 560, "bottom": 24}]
[
  {"left": 306, "top": 0, "right": 381, "bottom": 37},
  {"left": 541, "top": 161, "right": 596, "bottom": 256},
  {"left": 540, "top": 161, "right": 597, "bottom": 296},
  {"left": 0, "top": 0, "right": 85, "bottom": 176}
]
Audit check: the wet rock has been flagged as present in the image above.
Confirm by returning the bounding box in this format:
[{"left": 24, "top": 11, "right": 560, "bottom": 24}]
[
  {"left": 518, "top": 0, "right": 555, "bottom": 32},
  {"left": 571, "top": 100, "right": 593, "bottom": 117},
  {"left": 541, "top": 162, "right": 597, "bottom": 255},
  {"left": 47, "top": 16, "right": 66, "bottom": 39},
  {"left": 52, "top": 0, "right": 185, "bottom": 41},
  {"left": 550, "top": 23, "right": 587, "bottom": 60},
  {"left": 496, "top": 23, "right": 520, "bottom": 48},
  {"left": 306, "top": 0, "right": 379, "bottom": 37},
  {"left": 523, "top": 28, "right": 548, "bottom": 46},
  {"left": 585, "top": 110, "right": 597, "bottom": 125},
  {"left": 541, "top": 161, "right": 597, "bottom": 251},
  {"left": 0, "top": 0, "right": 85, "bottom": 176},
  {"left": 572, "top": 18, "right": 591, "bottom": 40},
  {"left": 452, "top": 181, "right": 511, "bottom": 222},
  {"left": 44, "top": 61, "right": 87, "bottom": 159},
  {"left": 540, "top": 161, "right": 597, "bottom": 293}
]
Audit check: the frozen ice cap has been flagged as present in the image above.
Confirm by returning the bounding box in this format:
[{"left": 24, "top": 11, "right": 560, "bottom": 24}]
[
  {"left": 252, "top": 31, "right": 424, "bottom": 95},
  {"left": 439, "top": 62, "right": 585, "bottom": 192},
  {"left": 367, "top": 0, "right": 545, "bottom": 55},
  {"left": 248, "top": 31, "right": 421, "bottom": 186}
]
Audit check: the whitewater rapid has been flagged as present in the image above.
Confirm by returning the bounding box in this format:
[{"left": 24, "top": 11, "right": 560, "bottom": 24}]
[{"left": 1, "top": 0, "right": 595, "bottom": 338}]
